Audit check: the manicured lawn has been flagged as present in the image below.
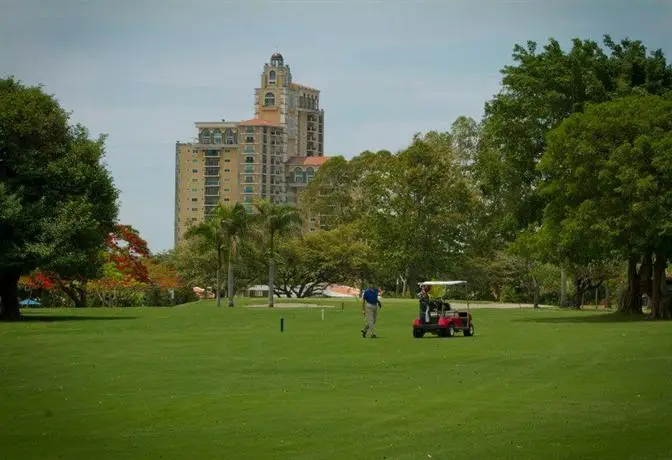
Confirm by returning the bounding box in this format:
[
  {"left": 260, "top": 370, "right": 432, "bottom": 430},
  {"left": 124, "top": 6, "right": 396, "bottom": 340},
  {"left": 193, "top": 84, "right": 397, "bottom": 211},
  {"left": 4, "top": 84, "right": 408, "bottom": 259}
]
[{"left": 1, "top": 300, "right": 671, "bottom": 459}]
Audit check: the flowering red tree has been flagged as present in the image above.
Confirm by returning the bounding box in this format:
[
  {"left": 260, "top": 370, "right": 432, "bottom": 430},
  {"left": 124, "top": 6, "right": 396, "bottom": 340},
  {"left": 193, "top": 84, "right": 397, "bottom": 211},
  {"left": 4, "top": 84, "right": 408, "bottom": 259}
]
[
  {"left": 19, "top": 224, "right": 152, "bottom": 307},
  {"left": 146, "top": 260, "right": 184, "bottom": 290},
  {"left": 107, "top": 224, "right": 151, "bottom": 284},
  {"left": 19, "top": 272, "right": 55, "bottom": 291}
]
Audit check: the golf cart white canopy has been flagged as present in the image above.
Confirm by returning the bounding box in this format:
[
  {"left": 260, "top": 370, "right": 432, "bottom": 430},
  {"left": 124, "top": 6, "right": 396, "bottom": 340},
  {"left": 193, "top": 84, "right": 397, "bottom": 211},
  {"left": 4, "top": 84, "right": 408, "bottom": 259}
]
[{"left": 418, "top": 281, "right": 467, "bottom": 286}]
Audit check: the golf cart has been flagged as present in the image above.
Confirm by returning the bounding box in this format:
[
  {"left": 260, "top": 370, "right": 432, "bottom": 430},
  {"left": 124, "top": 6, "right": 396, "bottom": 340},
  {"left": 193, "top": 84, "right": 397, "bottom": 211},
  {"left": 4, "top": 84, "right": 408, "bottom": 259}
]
[{"left": 412, "top": 281, "right": 474, "bottom": 338}]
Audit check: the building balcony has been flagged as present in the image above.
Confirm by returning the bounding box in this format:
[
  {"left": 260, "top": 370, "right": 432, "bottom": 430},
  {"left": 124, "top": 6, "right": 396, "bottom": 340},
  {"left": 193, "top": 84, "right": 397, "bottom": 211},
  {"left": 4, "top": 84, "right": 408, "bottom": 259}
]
[{"left": 197, "top": 140, "right": 238, "bottom": 147}]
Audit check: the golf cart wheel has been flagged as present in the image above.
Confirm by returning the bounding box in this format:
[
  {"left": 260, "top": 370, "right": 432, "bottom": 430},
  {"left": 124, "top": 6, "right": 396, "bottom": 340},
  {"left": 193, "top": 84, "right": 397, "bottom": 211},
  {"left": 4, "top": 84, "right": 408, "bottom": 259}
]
[
  {"left": 464, "top": 324, "right": 475, "bottom": 337},
  {"left": 413, "top": 328, "right": 424, "bottom": 338},
  {"left": 446, "top": 325, "right": 455, "bottom": 338}
]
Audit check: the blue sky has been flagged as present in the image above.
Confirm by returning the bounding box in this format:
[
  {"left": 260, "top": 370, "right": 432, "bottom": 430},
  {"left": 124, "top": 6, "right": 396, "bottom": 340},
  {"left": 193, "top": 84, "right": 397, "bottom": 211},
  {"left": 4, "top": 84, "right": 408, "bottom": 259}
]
[{"left": 2, "top": 0, "right": 670, "bottom": 252}]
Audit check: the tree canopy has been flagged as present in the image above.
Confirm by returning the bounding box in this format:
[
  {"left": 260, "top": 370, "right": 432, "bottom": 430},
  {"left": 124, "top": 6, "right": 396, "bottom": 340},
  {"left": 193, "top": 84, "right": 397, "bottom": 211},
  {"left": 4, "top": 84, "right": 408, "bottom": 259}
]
[
  {"left": 0, "top": 77, "right": 118, "bottom": 319},
  {"left": 539, "top": 94, "right": 672, "bottom": 317}
]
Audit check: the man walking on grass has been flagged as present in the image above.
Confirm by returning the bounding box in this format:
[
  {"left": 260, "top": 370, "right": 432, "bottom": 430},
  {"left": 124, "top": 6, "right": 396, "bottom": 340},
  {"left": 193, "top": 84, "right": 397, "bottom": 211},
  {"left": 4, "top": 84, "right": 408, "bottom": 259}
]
[{"left": 361, "top": 282, "right": 382, "bottom": 338}]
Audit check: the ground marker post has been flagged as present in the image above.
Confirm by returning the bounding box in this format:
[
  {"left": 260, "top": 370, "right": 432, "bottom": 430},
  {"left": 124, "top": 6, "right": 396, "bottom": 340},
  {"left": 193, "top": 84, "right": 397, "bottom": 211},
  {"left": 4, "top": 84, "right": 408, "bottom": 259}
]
[
  {"left": 280, "top": 317, "right": 284, "bottom": 332},
  {"left": 341, "top": 302, "right": 344, "bottom": 311},
  {"left": 321, "top": 308, "right": 325, "bottom": 321}
]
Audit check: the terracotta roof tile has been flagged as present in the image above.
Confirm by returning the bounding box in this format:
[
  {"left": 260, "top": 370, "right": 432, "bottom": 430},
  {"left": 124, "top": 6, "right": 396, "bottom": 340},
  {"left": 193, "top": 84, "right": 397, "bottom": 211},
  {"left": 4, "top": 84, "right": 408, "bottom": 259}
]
[
  {"left": 302, "top": 156, "right": 330, "bottom": 166},
  {"left": 238, "top": 118, "right": 283, "bottom": 127}
]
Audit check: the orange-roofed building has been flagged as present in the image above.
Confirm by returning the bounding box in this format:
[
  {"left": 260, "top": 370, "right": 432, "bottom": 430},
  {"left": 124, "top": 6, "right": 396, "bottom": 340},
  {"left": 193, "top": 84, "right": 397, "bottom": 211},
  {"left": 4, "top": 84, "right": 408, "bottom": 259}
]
[{"left": 174, "top": 53, "right": 329, "bottom": 246}]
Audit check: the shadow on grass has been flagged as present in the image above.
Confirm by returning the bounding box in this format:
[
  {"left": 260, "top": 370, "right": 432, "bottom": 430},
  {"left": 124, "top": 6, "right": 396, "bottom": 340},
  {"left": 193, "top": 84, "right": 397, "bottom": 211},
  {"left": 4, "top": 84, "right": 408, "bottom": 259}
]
[
  {"left": 4, "top": 314, "right": 138, "bottom": 323},
  {"left": 516, "top": 311, "right": 646, "bottom": 324}
]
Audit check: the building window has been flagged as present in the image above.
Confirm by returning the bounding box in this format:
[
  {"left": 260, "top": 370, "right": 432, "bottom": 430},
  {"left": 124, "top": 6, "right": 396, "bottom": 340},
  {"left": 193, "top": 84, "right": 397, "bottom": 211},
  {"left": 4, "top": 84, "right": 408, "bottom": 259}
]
[
  {"left": 245, "top": 176, "right": 253, "bottom": 183},
  {"left": 294, "top": 167, "right": 304, "bottom": 183},
  {"left": 244, "top": 186, "right": 253, "bottom": 193},
  {"left": 213, "top": 129, "right": 222, "bottom": 144},
  {"left": 245, "top": 145, "right": 255, "bottom": 153},
  {"left": 206, "top": 149, "right": 218, "bottom": 157},
  {"left": 205, "top": 178, "right": 219, "bottom": 185},
  {"left": 224, "top": 158, "right": 231, "bottom": 163},
  {"left": 192, "top": 208, "right": 197, "bottom": 212},
  {"left": 205, "top": 158, "right": 219, "bottom": 166},
  {"left": 200, "top": 130, "right": 211, "bottom": 144},
  {"left": 205, "top": 167, "right": 219, "bottom": 176},
  {"left": 224, "top": 198, "right": 231, "bottom": 202},
  {"left": 245, "top": 156, "right": 254, "bottom": 163},
  {"left": 223, "top": 188, "right": 230, "bottom": 192},
  {"left": 264, "top": 92, "right": 275, "bottom": 107},
  {"left": 246, "top": 136, "right": 255, "bottom": 143},
  {"left": 245, "top": 165, "right": 254, "bottom": 173},
  {"left": 191, "top": 187, "right": 197, "bottom": 192},
  {"left": 268, "top": 70, "right": 276, "bottom": 85},
  {"left": 306, "top": 167, "right": 315, "bottom": 181},
  {"left": 224, "top": 168, "right": 231, "bottom": 173},
  {"left": 192, "top": 169, "right": 198, "bottom": 173},
  {"left": 244, "top": 196, "right": 253, "bottom": 203},
  {"left": 191, "top": 198, "right": 198, "bottom": 202},
  {"left": 225, "top": 128, "right": 235, "bottom": 144}
]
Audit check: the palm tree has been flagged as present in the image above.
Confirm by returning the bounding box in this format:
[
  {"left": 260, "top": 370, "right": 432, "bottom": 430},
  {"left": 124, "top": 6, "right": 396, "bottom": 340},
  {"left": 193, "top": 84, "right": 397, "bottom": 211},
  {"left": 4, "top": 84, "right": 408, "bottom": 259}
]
[
  {"left": 253, "top": 199, "right": 303, "bottom": 307},
  {"left": 185, "top": 203, "right": 251, "bottom": 307}
]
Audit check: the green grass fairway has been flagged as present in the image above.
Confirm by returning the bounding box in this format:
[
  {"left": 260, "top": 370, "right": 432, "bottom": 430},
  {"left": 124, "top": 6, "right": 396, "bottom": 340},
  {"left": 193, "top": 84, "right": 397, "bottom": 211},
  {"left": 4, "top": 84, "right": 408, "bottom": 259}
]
[{"left": 1, "top": 300, "right": 671, "bottom": 459}]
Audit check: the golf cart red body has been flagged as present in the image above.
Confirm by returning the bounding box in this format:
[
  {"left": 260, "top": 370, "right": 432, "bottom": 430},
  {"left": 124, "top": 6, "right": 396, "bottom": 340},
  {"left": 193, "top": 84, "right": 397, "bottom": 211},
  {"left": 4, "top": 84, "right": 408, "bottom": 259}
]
[{"left": 412, "top": 281, "right": 474, "bottom": 338}]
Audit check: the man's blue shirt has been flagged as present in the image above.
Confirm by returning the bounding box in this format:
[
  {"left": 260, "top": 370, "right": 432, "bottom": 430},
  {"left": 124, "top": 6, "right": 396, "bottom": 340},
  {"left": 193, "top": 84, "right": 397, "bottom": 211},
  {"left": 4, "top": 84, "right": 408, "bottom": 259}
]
[{"left": 363, "top": 288, "right": 379, "bottom": 305}]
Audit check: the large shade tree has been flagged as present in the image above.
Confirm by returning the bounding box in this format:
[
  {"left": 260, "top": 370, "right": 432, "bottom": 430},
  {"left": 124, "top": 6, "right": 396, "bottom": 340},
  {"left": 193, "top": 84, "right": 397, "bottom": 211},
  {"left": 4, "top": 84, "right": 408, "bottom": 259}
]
[
  {"left": 539, "top": 94, "right": 672, "bottom": 318},
  {"left": 302, "top": 134, "right": 479, "bottom": 296},
  {"left": 476, "top": 35, "right": 672, "bottom": 240},
  {"left": 0, "top": 78, "right": 118, "bottom": 320}
]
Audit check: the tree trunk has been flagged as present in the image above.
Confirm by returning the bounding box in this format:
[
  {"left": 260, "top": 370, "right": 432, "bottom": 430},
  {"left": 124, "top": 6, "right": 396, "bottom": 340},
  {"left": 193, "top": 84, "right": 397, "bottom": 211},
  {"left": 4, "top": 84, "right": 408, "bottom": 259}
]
[
  {"left": 532, "top": 276, "right": 539, "bottom": 309},
  {"left": 268, "top": 259, "right": 275, "bottom": 307},
  {"left": 216, "top": 246, "right": 221, "bottom": 307},
  {"left": 268, "top": 232, "right": 275, "bottom": 308},
  {"left": 649, "top": 252, "right": 670, "bottom": 319},
  {"left": 227, "top": 258, "right": 234, "bottom": 307},
  {"left": 59, "top": 282, "right": 87, "bottom": 308},
  {"left": 227, "top": 242, "right": 235, "bottom": 307},
  {"left": 406, "top": 266, "right": 417, "bottom": 298},
  {"left": 575, "top": 278, "right": 584, "bottom": 309},
  {"left": 640, "top": 251, "right": 653, "bottom": 305},
  {"left": 619, "top": 254, "right": 643, "bottom": 314},
  {"left": 560, "top": 268, "right": 566, "bottom": 307},
  {"left": 0, "top": 270, "right": 22, "bottom": 321}
]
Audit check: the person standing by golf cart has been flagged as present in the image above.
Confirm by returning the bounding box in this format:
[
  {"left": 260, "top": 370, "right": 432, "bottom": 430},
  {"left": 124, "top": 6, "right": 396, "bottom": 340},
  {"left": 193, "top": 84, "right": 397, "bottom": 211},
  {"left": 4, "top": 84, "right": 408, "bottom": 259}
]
[
  {"left": 361, "top": 283, "right": 382, "bottom": 338},
  {"left": 418, "top": 284, "right": 431, "bottom": 323}
]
